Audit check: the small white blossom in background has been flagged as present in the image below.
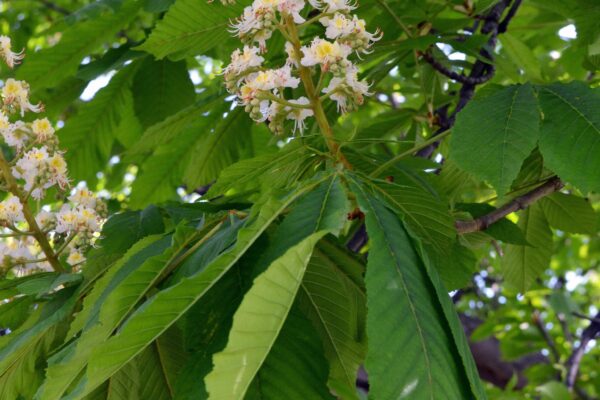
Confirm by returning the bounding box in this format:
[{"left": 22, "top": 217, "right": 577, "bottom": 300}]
[
  {"left": 0, "top": 35, "right": 106, "bottom": 274},
  {"left": 0, "top": 36, "right": 24, "bottom": 69},
  {"left": 223, "top": 0, "right": 380, "bottom": 135}
]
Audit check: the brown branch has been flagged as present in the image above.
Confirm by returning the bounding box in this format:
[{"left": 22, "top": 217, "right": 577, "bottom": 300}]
[
  {"left": 455, "top": 177, "right": 563, "bottom": 234},
  {"left": 566, "top": 312, "right": 600, "bottom": 391},
  {"left": 421, "top": 51, "right": 495, "bottom": 85}
]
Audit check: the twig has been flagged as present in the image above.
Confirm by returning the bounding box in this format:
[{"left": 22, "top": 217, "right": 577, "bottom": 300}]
[
  {"left": 421, "top": 51, "right": 495, "bottom": 85},
  {"left": 38, "top": 0, "right": 70, "bottom": 15},
  {"left": 416, "top": 0, "right": 519, "bottom": 159},
  {"left": 566, "top": 312, "right": 600, "bottom": 391},
  {"left": 532, "top": 310, "right": 561, "bottom": 363},
  {"left": 455, "top": 177, "right": 562, "bottom": 234}
]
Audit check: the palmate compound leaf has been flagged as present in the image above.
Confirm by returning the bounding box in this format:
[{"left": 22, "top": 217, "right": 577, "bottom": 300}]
[
  {"left": 36, "top": 231, "right": 191, "bottom": 399},
  {"left": 450, "top": 83, "right": 540, "bottom": 196},
  {"left": 205, "top": 175, "right": 350, "bottom": 399},
  {"left": 538, "top": 82, "right": 600, "bottom": 193},
  {"left": 135, "top": 0, "right": 246, "bottom": 60},
  {"left": 351, "top": 180, "right": 486, "bottom": 399},
  {"left": 502, "top": 203, "right": 553, "bottom": 292},
  {"left": 205, "top": 231, "right": 330, "bottom": 400},
  {"left": 60, "top": 175, "right": 334, "bottom": 399}
]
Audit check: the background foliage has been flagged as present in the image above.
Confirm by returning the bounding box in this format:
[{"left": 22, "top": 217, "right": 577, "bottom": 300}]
[{"left": 0, "top": 0, "right": 599, "bottom": 399}]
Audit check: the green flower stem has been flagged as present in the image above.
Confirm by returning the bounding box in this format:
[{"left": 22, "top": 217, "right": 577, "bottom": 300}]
[
  {"left": 0, "top": 152, "right": 64, "bottom": 272},
  {"left": 285, "top": 16, "right": 352, "bottom": 169}
]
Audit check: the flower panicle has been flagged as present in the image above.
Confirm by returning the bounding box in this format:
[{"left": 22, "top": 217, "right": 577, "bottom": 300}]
[
  {"left": 223, "top": 0, "right": 380, "bottom": 135},
  {"left": 0, "top": 36, "right": 106, "bottom": 273}
]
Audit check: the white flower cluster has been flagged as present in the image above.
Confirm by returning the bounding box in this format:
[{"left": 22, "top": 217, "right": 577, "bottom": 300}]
[
  {"left": 224, "top": 0, "right": 380, "bottom": 134},
  {"left": 0, "top": 36, "right": 106, "bottom": 272}
]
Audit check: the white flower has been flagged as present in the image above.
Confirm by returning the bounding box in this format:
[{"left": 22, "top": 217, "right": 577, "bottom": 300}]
[
  {"left": 300, "top": 38, "right": 351, "bottom": 69},
  {"left": 0, "top": 111, "right": 9, "bottom": 131},
  {"left": 247, "top": 67, "right": 300, "bottom": 91},
  {"left": 67, "top": 250, "right": 85, "bottom": 266},
  {"left": 271, "top": 65, "right": 301, "bottom": 88},
  {"left": 285, "top": 42, "right": 300, "bottom": 67},
  {"left": 286, "top": 97, "right": 314, "bottom": 133},
  {"left": 0, "top": 36, "right": 24, "bottom": 68},
  {"left": 225, "top": 46, "right": 264, "bottom": 77},
  {"left": 2, "top": 79, "right": 43, "bottom": 116},
  {"left": 278, "top": 0, "right": 306, "bottom": 23},
  {"left": 320, "top": 13, "right": 354, "bottom": 39},
  {"left": 76, "top": 207, "right": 100, "bottom": 232},
  {"left": 56, "top": 205, "right": 78, "bottom": 234},
  {"left": 350, "top": 15, "right": 382, "bottom": 52},
  {"left": 47, "top": 153, "right": 69, "bottom": 189},
  {"left": 68, "top": 187, "right": 96, "bottom": 208},
  {"left": 2, "top": 121, "right": 29, "bottom": 149},
  {"left": 322, "top": 65, "right": 371, "bottom": 113},
  {"left": 31, "top": 118, "right": 55, "bottom": 141},
  {"left": 35, "top": 210, "right": 55, "bottom": 230},
  {"left": 321, "top": 0, "right": 355, "bottom": 12},
  {"left": 0, "top": 195, "right": 24, "bottom": 224}
]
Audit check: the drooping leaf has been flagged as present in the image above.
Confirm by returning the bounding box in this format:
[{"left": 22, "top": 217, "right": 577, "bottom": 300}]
[
  {"left": 38, "top": 234, "right": 175, "bottom": 399},
  {"left": 502, "top": 204, "right": 553, "bottom": 292},
  {"left": 135, "top": 0, "right": 245, "bottom": 60},
  {"left": 538, "top": 82, "right": 600, "bottom": 193},
  {"left": 450, "top": 84, "right": 540, "bottom": 196},
  {"left": 352, "top": 182, "right": 480, "bottom": 399},
  {"left": 63, "top": 177, "right": 332, "bottom": 398},
  {"left": 205, "top": 231, "right": 328, "bottom": 399},
  {"left": 540, "top": 192, "right": 597, "bottom": 234},
  {"left": 244, "top": 306, "right": 335, "bottom": 400},
  {"left": 298, "top": 241, "right": 366, "bottom": 399}
]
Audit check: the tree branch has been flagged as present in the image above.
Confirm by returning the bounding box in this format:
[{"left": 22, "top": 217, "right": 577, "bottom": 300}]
[
  {"left": 416, "top": 0, "right": 519, "bottom": 159},
  {"left": 566, "top": 311, "right": 600, "bottom": 391},
  {"left": 455, "top": 177, "right": 563, "bottom": 234},
  {"left": 421, "top": 51, "right": 495, "bottom": 85}
]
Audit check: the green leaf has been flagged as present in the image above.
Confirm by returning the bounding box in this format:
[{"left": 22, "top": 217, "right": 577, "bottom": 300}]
[
  {"left": 63, "top": 178, "right": 332, "bottom": 398},
  {"left": 450, "top": 84, "right": 540, "bottom": 196},
  {"left": 244, "top": 307, "right": 335, "bottom": 400},
  {"left": 538, "top": 82, "right": 600, "bottom": 193},
  {"left": 298, "top": 242, "right": 366, "bottom": 399},
  {"left": 500, "top": 33, "right": 543, "bottom": 82},
  {"left": 205, "top": 231, "right": 327, "bottom": 399},
  {"left": 502, "top": 204, "right": 553, "bottom": 292},
  {"left": 126, "top": 93, "right": 226, "bottom": 157},
  {"left": 0, "top": 296, "right": 34, "bottom": 331},
  {"left": 182, "top": 108, "right": 252, "bottom": 189},
  {"left": 208, "top": 141, "right": 318, "bottom": 197},
  {"left": 16, "top": 1, "right": 141, "bottom": 88},
  {"left": 540, "top": 192, "right": 597, "bottom": 234},
  {"left": 363, "top": 178, "right": 456, "bottom": 257},
  {"left": 59, "top": 62, "right": 139, "bottom": 183},
  {"left": 352, "top": 182, "right": 480, "bottom": 399},
  {"left": 132, "top": 57, "right": 196, "bottom": 128},
  {"left": 37, "top": 234, "right": 174, "bottom": 399},
  {"left": 135, "top": 0, "right": 245, "bottom": 60}
]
